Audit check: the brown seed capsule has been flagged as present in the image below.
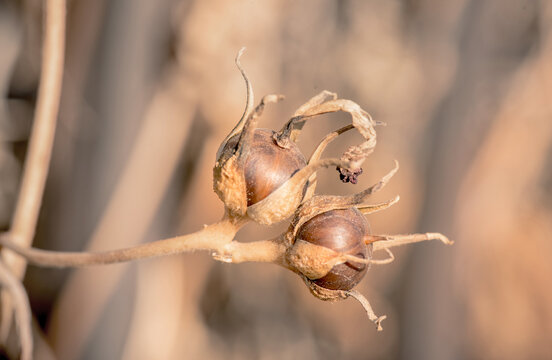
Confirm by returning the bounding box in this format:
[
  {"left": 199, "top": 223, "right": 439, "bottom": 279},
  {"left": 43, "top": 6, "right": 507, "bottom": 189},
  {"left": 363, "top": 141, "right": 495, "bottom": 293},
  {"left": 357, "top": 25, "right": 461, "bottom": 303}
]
[
  {"left": 222, "top": 128, "right": 307, "bottom": 206},
  {"left": 295, "top": 208, "right": 370, "bottom": 290}
]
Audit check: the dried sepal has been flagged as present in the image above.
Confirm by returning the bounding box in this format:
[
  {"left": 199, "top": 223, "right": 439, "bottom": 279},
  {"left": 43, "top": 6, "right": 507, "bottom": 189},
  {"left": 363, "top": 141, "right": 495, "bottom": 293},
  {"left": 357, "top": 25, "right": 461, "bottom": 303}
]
[
  {"left": 246, "top": 158, "right": 351, "bottom": 225},
  {"left": 355, "top": 233, "right": 453, "bottom": 268},
  {"left": 363, "top": 247, "right": 395, "bottom": 265},
  {"left": 286, "top": 161, "right": 399, "bottom": 244},
  {"left": 300, "top": 274, "right": 348, "bottom": 301},
  {"left": 372, "top": 232, "right": 454, "bottom": 251},
  {"left": 236, "top": 95, "right": 284, "bottom": 157},
  {"left": 286, "top": 240, "right": 343, "bottom": 280},
  {"left": 300, "top": 276, "right": 386, "bottom": 331},
  {"left": 346, "top": 290, "right": 387, "bottom": 331},
  {"left": 294, "top": 91, "right": 338, "bottom": 117},
  {"left": 216, "top": 47, "right": 254, "bottom": 160},
  {"left": 287, "top": 240, "right": 382, "bottom": 279},
  {"left": 304, "top": 124, "right": 355, "bottom": 200},
  {"left": 358, "top": 195, "right": 400, "bottom": 215},
  {"left": 274, "top": 94, "right": 381, "bottom": 183},
  {"left": 308, "top": 124, "right": 356, "bottom": 164},
  {"left": 213, "top": 155, "right": 248, "bottom": 216},
  {"left": 276, "top": 91, "right": 338, "bottom": 145}
]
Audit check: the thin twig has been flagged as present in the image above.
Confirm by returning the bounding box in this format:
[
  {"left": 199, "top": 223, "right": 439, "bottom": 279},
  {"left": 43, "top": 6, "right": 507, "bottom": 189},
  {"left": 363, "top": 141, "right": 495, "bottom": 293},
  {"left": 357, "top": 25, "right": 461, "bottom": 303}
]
[
  {"left": 0, "top": 260, "right": 33, "bottom": 360},
  {"left": 1, "top": 0, "right": 66, "bottom": 344},
  {"left": 3, "top": 0, "right": 66, "bottom": 270}
]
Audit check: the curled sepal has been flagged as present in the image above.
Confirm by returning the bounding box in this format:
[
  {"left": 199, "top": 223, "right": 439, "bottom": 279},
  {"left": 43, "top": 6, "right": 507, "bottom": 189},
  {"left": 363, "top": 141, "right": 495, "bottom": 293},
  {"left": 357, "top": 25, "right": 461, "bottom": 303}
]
[
  {"left": 276, "top": 91, "right": 338, "bottom": 145},
  {"left": 300, "top": 276, "right": 386, "bottom": 331},
  {"left": 308, "top": 124, "right": 355, "bottom": 164},
  {"left": 216, "top": 47, "right": 254, "bottom": 160},
  {"left": 274, "top": 94, "right": 380, "bottom": 183},
  {"left": 246, "top": 158, "right": 351, "bottom": 225},
  {"left": 304, "top": 124, "right": 355, "bottom": 200},
  {"left": 346, "top": 290, "right": 387, "bottom": 331}
]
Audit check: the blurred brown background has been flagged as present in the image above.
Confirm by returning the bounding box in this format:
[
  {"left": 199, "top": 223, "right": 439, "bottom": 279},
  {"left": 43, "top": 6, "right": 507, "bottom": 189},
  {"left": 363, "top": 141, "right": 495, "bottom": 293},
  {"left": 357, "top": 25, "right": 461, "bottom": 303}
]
[{"left": 1, "top": 0, "right": 551, "bottom": 359}]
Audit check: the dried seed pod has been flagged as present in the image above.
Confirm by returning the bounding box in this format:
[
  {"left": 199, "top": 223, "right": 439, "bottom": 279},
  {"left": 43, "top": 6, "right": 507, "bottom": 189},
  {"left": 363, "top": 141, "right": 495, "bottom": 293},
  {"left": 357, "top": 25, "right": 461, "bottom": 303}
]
[
  {"left": 281, "top": 166, "right": 404, "bottom": 331},
  {"left": 294, "top": 208, "right": 370, "bottom": 290},
  {"left": 214, "top": 108, "right": 349, "bottom": 224},
  {"left": 220, "top": 129, "right": 307, "bottom": 206},
  {"left": 213, "top": 49, "right": 352, "bottom": 224}
]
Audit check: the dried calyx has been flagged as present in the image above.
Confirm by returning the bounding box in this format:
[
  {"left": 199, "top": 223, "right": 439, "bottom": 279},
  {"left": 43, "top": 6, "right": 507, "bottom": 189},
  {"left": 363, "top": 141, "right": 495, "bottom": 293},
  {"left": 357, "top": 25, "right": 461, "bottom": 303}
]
[
  {"left": 293, "top": 207, "right": 371, "bottom": 291},
  {"left": 213, "top": 48, "right": 381, "bottom": 225},
  {"left": 218, "top": 128, "right": 307, "bottom": 207},
  {"left": 282, "top": 161, "right": 400, "bottom": 331},
  {"left": 279, "top": 159, "right": 452, "bottom": 331}
]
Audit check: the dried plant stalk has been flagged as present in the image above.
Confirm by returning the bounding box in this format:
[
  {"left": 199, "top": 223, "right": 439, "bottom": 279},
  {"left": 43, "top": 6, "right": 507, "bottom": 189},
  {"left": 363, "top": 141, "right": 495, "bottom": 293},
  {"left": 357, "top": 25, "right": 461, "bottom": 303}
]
[
  {"left": 0, "top": 218, "right": 246, "bottom": 267},
  {"left": 0, "top": 0, "right": 66, "bottom": 355},
  {"left": 2, "top": 0, "right": 66, "bottom": 276},
  {"left": 0, "top": 259, "right": 32, "bottom": 360}
]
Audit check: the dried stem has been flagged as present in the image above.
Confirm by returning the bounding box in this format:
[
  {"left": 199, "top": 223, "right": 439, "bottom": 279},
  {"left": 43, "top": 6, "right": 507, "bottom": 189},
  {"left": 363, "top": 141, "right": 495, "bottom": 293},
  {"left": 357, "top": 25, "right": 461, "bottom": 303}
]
[
  {"left": 215, "top": 237, "right": 287, "bottom": 265},
  {"left": 3, "top": 0, "right": 66, "bottom": 273},
  {"left": 0, "top": 259, "right": 32, "bottom": 360},
  {"left": 0, "top": 218, "right": 248, "bottom": 268},
  {"left": 0, "top": 0, "right": 66, "bottom": 347}
]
